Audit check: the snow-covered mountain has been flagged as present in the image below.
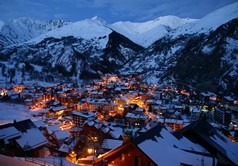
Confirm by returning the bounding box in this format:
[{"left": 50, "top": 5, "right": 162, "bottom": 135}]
[
  {"left": 111, "top": 16, "right": 197, "bottom": 47},
  {"left": 0, "top": 17, "right": 70, "bottom": 48},
  {"left": 0, "top": 2, "right": 237, "bottom": 95},
  {"left": 0, "top": 16, "right": 197, "bottom": 49},
  {"left": 126, "top": 2, "right": 238, "bottom": 94},
  {"left": 0, "top": 16, "right": 144, "bottom": 83},
  {"left": 29, "top": 16, "right": 111, "bottom": 49},
  {"left": 172, "top": 1, "right": 238, "bottom": 37}
]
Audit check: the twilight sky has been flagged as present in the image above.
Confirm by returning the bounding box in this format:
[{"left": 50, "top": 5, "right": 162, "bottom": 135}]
[{"left": 0, "top": 0, "right": 237, "bottom": 23}]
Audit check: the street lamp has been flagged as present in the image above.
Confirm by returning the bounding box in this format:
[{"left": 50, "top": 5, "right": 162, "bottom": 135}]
[{"left": 87, "top": 148, "right": 93, "bottom": 154}]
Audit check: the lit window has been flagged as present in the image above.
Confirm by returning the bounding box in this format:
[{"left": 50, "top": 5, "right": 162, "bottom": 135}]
[
  {"left": 135, "top": 156, "right": 141, "bottom": 166},
  {"left": 120, "top": 153, "right": 125, "bottom": 160}
]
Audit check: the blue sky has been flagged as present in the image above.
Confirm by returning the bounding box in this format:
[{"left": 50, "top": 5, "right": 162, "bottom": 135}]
[{"left": 0, "top": 0, "right": 237, "bottom": 23}]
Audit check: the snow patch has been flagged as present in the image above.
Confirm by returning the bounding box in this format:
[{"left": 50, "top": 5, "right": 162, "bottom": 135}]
[
  {"left": 202, "top": 46, "right": 214, "bottom": 54},
  {"left": 0, "top": 20, "right": 4, "bottom": 31}
]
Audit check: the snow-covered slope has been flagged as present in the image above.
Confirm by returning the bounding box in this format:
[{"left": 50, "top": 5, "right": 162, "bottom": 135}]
[
  {"left": 111, "top": 16, "right": 196, "bottom": 47},
  {"left": 0, "top": 17, "right": 70, "bottom": 48},
  {"left": 126, "top": 2, "right": 238, "bottom": 94},
  {"left": 173, "top": 1, "right": 238, "bottom": 37},
  {"left": 30, "top": 16, "right": 112, "bottom": 49}
]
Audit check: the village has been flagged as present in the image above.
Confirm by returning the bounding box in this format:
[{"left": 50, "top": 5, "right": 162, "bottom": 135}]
[{"left": 0, "top": 73, "right": 238, "bottom": 165}]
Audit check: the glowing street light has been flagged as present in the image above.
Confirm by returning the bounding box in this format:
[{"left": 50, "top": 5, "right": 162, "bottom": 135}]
[{"left": 87, "top": 148, "right": 93, "bottom": 154}]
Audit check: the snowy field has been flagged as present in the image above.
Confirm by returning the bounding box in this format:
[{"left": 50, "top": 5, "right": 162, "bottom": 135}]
[{"left": 0, "top": 102, "right": 46, "bottom": 125}]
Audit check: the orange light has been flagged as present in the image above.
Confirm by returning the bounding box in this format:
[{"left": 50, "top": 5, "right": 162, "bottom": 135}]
[{"left": 87, "top": 148, "right": 93, "bottom": 154}]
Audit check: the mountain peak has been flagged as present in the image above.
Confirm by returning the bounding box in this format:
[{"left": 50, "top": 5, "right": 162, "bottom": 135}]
[
  {"left": 91, "top": 16, "right": 102, "bottom": 21},
  {"left": 88, "top": 16, "right": 107, "bottom": 25},
  {"left": 153, "top": 15, "right": 197, "bottom": 29}
]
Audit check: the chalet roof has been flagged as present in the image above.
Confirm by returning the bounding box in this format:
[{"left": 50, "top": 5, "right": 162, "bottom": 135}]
[
  {"left": 58, "top": 138, "right": 78, "bottom": 153},
  {"left": 69, "top": 126, "right": 83, "bottom": 132},
  {"left": 125, "top": 112, "right": 148, "bottom": 120},
  {"left": 176, "top": 116, "right": 238, "bottom": 165},
  {"left": 52, "top": 130, "right": 70, "bottom": 141},
  {"left": 45, "top": 125, "right": 60, "bottom": 135},
  {"left": 49, "top": 105, "right": 67, "bottom": 112},
  {"left": 109, "top": 126, "right": 123, "bottom": 139},
  {"left": 135, "top": 107, "right": 144, "bottom": 112},
  {"left": 0, "top": 119, "right": 48, "bottom": 151},
  {"left": 16, "top": 127, "right": 48, "bottom": 151},
  {"left": 174, "top": 105, "right": 183, "bottom": 109},
  {"left": 72, "top": 110, "right": 96, "bottom": 118},
  {"left": 120, "top": 95, "right": 129, "bottom": 103},
  {"left": 96, "top": 124, "right": 214, "bottom": 166},
  {"left": 201, "top": 91, "right": 216, "bottom": 97},
  {"left": 132, "top": 125, "right": 214, "bottom": 165},
  {"left": 102, "top": 139, "right": 123, "bottom": 150},
  {"left": 224, "top": 96, "right": 234, "bottom": 101},
  {"left": 0, "top": 126, "right": 21, "bottom": 144},
  {"left": 124, "top": 103, "right": 138, "bottom": 109},
  {"left": 33, "top": 120, "right": 45, "bottom": 128},
  {"left": 191, "top": 106, "right": 201, "bottom": 113},
  {"left": 133, "top": 125, "right": 163, "bottom": 145},
  {"left": 157, "top": 118, "right": 183, "bottom": 124},
  {"left": 87, "top": 98, "right": 108, "bottom": 104},
  {"left": 102, "top": 127, "right": 110, "bottom": 134}
]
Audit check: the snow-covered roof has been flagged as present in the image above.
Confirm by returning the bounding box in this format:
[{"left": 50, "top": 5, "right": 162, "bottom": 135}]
[
  {"left": 16, "top": 128, "right": 48, "bottom": 151},
  {"left": 0, "top": 119, "right": 48, "bottom": 151},
  {"left": 102, "top": 139, "right": 123, "bottom": 150},
  {"left": 174, "top": 105, "right": 183, "bottom": 109},
  {"left": 133, "top": 126, "right": 214, "bottom": 166},
  {"left": 53, "top": 130, "right": 70, "bottom": 141},
  {"left": 49, "top": 106, "right": 67, "bottom": 112},
  {"left": 135, "top": 107, "right": 144, "bottom": 112},
  {"left": 0, "top": 126, "right": 21, "bottom": 143},
  {"left": 95, "top": 123, "right": 102, "bottom": 129},
  {"left": 102, "top": 127, "right": 110, "bottom": 134},
  {"left": 45, "top": 125, "right": 60, "bottom": 135},
  {"left": 72, "top": 111, "right": 96, "bottom": 118},
  {"left": 157, "top": 118, "right": 183, "bottom": 124},
  {"left": 201, "top": 91, "right": 216, "bottom": 97},
  {"left": 155, "top": 100, "right": 162, "bottom": 105},
  {"left": 179, "top": 116, "right": 238, "bottom": 165},
  {"left": 33, "top": 120, "right": 45, "bottom": 128},
  {"left": 125, "top": 112, "right": 148, "bottom": 120},
  {"left": 58, "top": 143, "right": 71, "bottom": 153},
  {"left": 87, "top": 98, "right": 108, "bottom": 104},
  {"left": 109, "top": 127, "right": 123, "bottom": 139},
  {"left": 69, "top": 126, "right": 83, "bottom": 132},
  {"left": 191, "top": 106, "right": 201, "bottom": 113},
  {"left": 210, "top": 131, "right": 238, "bottom": 164},
  {"left": 120, "top": 95, "right": 130, "bottom": 103},
  {"left": 146, "top": 99, "right": 154, "bottom": 103},
  {"left": 224, "top": 96, "right": 234, "bottom": 101}
]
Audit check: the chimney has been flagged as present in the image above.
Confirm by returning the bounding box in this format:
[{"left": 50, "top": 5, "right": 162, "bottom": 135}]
[{"left": 122, "top": 130, "right": 131, "bottom": 145}]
